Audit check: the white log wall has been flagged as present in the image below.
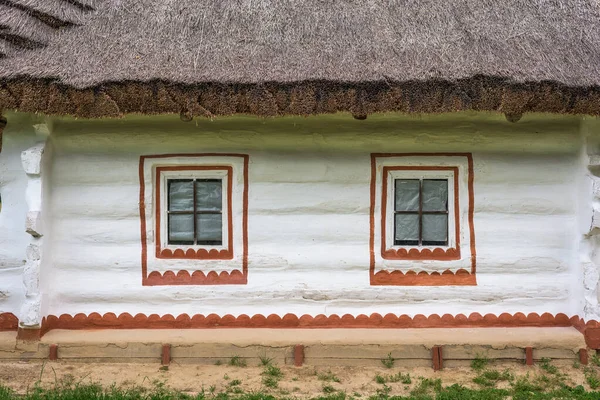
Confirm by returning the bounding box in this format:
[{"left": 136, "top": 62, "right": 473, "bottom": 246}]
[
  {"left": 0, "top": 112, "right": 594, "bottom": 320},
  {"left": 0, "top": 114, "right": 40, "bottom": 317}
]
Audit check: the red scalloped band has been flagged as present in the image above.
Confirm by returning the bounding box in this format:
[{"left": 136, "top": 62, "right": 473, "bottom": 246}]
[
  {"left": 40, "top": 312, "right": 573, "bottom": 333},
  {"left": 158, "top": 248, "right": 233, "bottom": 260},
  {"left": 382, "top": 247, "right": 461, "bottom": 261},
  {"left": 144, "top": 269, "right": 246, "bottom": 286},
  {"left": 371, "top": 268, "right": 476, "bottom": 286},
  {"left": 0, "top": 313, "right": 18, "bottom": 331}
]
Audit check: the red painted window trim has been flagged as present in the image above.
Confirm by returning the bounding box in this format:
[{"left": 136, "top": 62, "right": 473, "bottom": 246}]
[
  {"left": 370, "top": 153, "right": 477, "bottom": 286},
  {"left": 139, "top": 154, "right": 249, "bottom": 286}
]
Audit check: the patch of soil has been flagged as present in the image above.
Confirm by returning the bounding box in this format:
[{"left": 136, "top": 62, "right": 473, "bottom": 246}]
[{"left": 0, "top": 359, "right": 593, "bottom": 398}]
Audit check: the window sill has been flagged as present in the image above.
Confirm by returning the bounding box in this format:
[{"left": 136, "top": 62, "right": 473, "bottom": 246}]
[
  {"left": 157, "top": 248, "right": 233, "bottom": 260},
  {"left": 382, "top": 247, "right": 461, "bottom": 261}
]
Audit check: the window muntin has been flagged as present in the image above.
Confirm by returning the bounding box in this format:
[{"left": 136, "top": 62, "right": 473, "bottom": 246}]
[
  {"left": 167, "top": 179, "right": 223, "bottom": 246},
  {"left": 394, "top": 179, "right": 448, "bottom": 246}
]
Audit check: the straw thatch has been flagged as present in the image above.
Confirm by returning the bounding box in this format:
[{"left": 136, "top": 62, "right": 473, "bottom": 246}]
[{"left": 1, "top": 0, "right": 600, "bottom": 117}]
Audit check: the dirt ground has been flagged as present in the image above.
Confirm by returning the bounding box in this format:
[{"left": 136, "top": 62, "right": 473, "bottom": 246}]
[{"left": 0, "top": 359, "right": 594, "bottom": 398}]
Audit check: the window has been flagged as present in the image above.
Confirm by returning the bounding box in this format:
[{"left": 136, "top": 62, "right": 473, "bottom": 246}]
[
  {"left": 370, "top": 153, "right": 476, "bottom": 286},
  {"left": 155, "top": 166, "right": 232, "bottom": 259},
  {"left": 382, "top": 167, "right": 458, "bottom": 257},
  {"left": 139, "top": 154, "right": 248, "bottom": 286},
  {"left": 167, "top": 179, "right": 223, "bottom": 246},
  {"left": 394, "top": 179, "right": 448, "bottom": 246}
]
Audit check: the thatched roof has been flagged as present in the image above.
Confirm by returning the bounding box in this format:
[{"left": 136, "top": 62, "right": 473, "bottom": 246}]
[{"left": 1, "top": 0, "right": 600, "bottom": 118}]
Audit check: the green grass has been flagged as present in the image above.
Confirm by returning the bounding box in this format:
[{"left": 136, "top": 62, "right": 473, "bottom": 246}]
[
  {"left": 3, "top": 380, "right": 600, "bottom": 400},
  {"left": 373, "top": 372, "right": 411, "bottom": 385},
  {"left": 261, "top": 363, "right": 283, "bottom": 389},
  {"left": 472, "top": 369, "right": 513, "bottom": 387},
  {"left": 318, "top": 371, "right": 341, "bottom": 383},
  {"left": 380, "top": 353, "right": 395, "bottom": 369},
  {"left": 410, "top": 377, "right": 442, "bottom": 397},
  {"left": 259, "top": 356, "right": 273, "bottom": 366},
  {"left": 322, "top": 385, "right": 336, "bottom": 394},
  {"left": 585, "top": 367, "right": 600, "bottom": 390},
  {"left": 470, "top": 355, "right": 489, "bottom": 371},
  {"left": 539, "top": 358, "right": 558, "bottom": 375},
  {"left": 262, "top": 375, "right": 279, "bottom": 389},
  {"left": 263, "top": 365, "right": 283, "bottom": 379},
  {"left": 228, "top": 356, "right": 247, "bottom": 368}
]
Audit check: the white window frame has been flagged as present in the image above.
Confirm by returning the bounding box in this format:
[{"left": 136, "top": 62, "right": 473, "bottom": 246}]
[
  {"left": 159, "top": 169, "right": 230, "bottom": 252},
  {"left": 385, "top": 169, "right": 456, "bottom": 252}
]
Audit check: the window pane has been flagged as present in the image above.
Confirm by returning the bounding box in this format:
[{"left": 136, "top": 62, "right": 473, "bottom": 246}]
[
  {"left": 196, "top": 180, "right": 222, "bottom": 211},
  {"left": 395, "top": 214, "right": 419, "bottom": 245},
  {"left": 395, "top": 179, "right": 420, "bottom": 211},
  {"left": 422, "top": 214, "right": 448, "bottom": 245},
  {"left": 197, "top": 214, "right": 222, "bottom": 244},
  {"left": 168, "top": 214, "right": 194, "bottom": 243},
  {"left": 168, "top": 180, "right": 194, "bottom": 211},
  {"left": 422, "top": 179, "right": 448, "bottom": 211}
]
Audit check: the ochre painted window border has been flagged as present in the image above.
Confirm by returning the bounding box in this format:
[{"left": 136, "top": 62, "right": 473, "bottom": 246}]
[
  {"left": 370, "top": 153, "right": 476, "bottom": 286},
  {"left": 155, "top": 166, "right": 234, "bottom": 260},
  {"left": 139, "top": 154, "right": 249, "bottom": 286}
]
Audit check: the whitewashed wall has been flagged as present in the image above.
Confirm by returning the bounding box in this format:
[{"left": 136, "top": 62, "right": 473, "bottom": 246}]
[
  {"left": 15, "top": 112, "right": 589, "bottom": 319},
  {"left": 0, "top": 114, "right": 40, "bottom": 317}
]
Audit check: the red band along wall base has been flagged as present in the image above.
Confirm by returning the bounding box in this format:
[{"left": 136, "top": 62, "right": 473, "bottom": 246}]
[
  {"left": 139, "top": 154, "right": 249, "bottom": 286},
  {"left": 370, "top": 153, "right": 477, "bottom": 286},
  {"left": 3, "top": 311, "right": 599, "bottom": 348}
]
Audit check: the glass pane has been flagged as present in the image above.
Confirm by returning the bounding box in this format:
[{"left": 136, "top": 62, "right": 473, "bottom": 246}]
[
  {"left": 422, "top": 214, "right": 448, "bottom": 244},
  {"left": 395, "top": 179, "right": 420, "bottom": 211},
  {"left": 168, "top": 180, "right": 194, "bottom": 211},
  {"left": 168, "top": 214, "right": 194, "bottom": 243},
  {"left": 394, "top": 214, "right": 419, "bottom": 244},
  {"left": 197, "top": 214, "right": 222, "bottom": 243},
  {"left": 422, "top": 179, "right": 448, "bottom": 211},
  {"left": 196, "top": 180, "right": 222, "bottom": 211}
]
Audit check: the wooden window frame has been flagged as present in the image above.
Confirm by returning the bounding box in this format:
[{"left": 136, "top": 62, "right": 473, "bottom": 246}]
[
  {"left": 393, "top": 178, "right": 449, "bottom": 247},
  {"left": 382, "top": 166, "right": 460, "bottom": 261},
  {"left": 167, "top": 178, "right": 224, "bottom": 246},
  {"left": 155, "top": 166, "right": 234, "bottom": 260}
]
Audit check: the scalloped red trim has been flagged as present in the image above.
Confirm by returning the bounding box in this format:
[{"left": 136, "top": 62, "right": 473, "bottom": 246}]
[
  {"left": 382, "top": 248, "right": 461, "bottom": 261},
  {"left": 0, "top": 313, "right": 18, "bottom": 331},
  {"left": 371, "top": 268, "right": 476, "bottom": 285},
  {"left": 145, "top": 269, "right": 246, "bottom": 285},
  {"left": 39, "top": 312, "right": 573, "bottom": 335},
  {"left": 158, "top": 249, "right": 233, "bottom": 259}
]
